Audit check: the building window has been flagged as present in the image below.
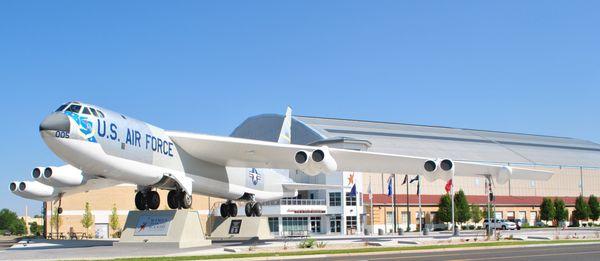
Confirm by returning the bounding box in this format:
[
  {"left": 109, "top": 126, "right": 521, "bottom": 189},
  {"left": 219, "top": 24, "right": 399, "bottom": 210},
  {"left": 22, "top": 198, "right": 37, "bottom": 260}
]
[
  {"left": 346, "top": 216, "right": 357, "bottom": 230},
  {"left": 386, "top": 211, "right": 394, "bottom": 225},
  {"left": 329, "top": 192, "right": 341, "bottom": 206},
  {"left": 330, "top": 215, "right": 341, "bottom": 233},
  {"left": 282, "top": 217, "right": 308, "bottom": 232},
  {"left": 401, "top": 211, "right": 410, "bottom": 223},
  {"left": 310, "top": 217, "right": 321, "bottom": 233},
  {"left": 268, "top": 217, "right": 279, "bottom": 233},
  {"left": 345, "top": 192, "right": 356, "bottom": 206}
]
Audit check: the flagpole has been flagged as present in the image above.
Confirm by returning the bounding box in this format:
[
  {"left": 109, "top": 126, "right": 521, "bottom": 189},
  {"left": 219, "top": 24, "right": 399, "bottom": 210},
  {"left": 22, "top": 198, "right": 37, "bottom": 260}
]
[
  {"left": 418, "top": 176, "right": 422, "bottom": 233},
  {"left": 369, "top": 177, "right": 374, "bottom": 235},
  {"left": 406, "top": 175, "right": 410, "bottom": 232},
  {"left": 393, "top": 173, "right": 397, "bottom": 234},
  {"left": 451, "top": 170, "right": 456, "bottom": 236}
]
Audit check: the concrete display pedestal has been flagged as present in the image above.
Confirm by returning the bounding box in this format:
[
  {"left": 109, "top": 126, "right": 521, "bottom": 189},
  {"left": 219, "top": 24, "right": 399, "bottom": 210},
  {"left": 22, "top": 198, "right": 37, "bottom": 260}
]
[
  {"left": 115, "top": 210, "right": 211, "bottom": 248},
  {"left": 209, "top": 216, "right": 273, "bottom": 241}
]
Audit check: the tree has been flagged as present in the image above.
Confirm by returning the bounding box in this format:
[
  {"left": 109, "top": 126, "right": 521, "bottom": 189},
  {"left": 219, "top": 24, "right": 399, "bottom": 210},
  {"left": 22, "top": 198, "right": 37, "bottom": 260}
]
[
  {"left": 0, "top": 208, "right": 19, "bottom": 233},
  {"left": 470, "top": 205, "right": 483, "bottom": 224},
  {"left": 573, "top": 195, "right": 590, "bottom": 222},
  {"left": 589, "top": 195, "right": 599, "bottom": 221},
  {"left": 109, "top": 204, "right": 120, "bottom": 238},
  {"left": 13, "top": 218, "right": 26, "bottom": 235},
  {"left": 554, "top": 198, "right": 568, "bottom": 225},
  {"left": 436, "top": 194, "right": 452, "bottom": 223},
  {"left": 29, "top": 221, "right": 42, "bottom": 236},
  {"left": 454, "top": 190, "right": 471, "bottom": 225},
  {"left": 81, "top": 202, "right": 94, "bottom": 234},
  {"left": 540, "top": 197, "right": 555, "bottom": 224}
]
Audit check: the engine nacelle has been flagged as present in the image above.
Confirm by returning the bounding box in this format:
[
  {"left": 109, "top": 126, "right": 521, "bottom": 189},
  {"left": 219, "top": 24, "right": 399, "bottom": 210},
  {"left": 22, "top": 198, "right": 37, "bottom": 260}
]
[
  {"left": 17, "top": 181, "right": 55, "bottom": 198},
  {"left": 41, "top": 165, "right": 85, "bottom": 187},
  {"left": 308, "top": 148, "right": 338, "bottom": 174},
  {"left": 438, "top": 159, "right": 454, "bottom": 181},
  {"left": 9, "top": 181, "right": 18, "bottom": 192},
  {"left": 423, "top": 159, "right": 454, "bottom": 182},
  {"left": 294, "top": 147, "right": 338, "bottom": 176},
  {"left": 294, "top": 150, "right": 319, "bottom": 175},
  {"left": 495, "top": 166, "right": 512, "bottom": 185}
]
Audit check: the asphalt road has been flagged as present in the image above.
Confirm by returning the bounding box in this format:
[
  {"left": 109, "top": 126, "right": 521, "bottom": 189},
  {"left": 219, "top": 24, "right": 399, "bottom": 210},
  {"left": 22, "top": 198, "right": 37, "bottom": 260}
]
[
  {"left": 288, "top": 243, "right": 600, "bottom": 261},
  {"left": 0, "top": 237, "right": 17, "bottom": 251}
]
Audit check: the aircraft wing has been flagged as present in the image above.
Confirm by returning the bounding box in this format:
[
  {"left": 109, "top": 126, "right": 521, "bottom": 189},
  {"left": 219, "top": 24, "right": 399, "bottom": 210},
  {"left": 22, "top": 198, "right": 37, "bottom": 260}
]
[
  {"left": 453, "top": 161, "right": 553, "bottom": 181},
  {"left": 168, "top": 131, "right": 554, "bottom": 182},
  {"left": 168, "top": 131, "right": 431, "bottom": 175}
]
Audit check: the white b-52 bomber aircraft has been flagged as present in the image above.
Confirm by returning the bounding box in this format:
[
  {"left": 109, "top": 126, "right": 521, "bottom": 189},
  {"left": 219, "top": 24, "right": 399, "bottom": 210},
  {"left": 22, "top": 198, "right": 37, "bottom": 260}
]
[{"left": 10, "top": 102, "right": 553, "bottom": 217}]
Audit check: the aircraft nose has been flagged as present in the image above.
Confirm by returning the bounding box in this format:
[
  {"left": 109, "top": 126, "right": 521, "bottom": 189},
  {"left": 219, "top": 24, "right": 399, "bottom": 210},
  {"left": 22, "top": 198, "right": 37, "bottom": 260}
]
[{"left": 39, "top": 113, "right": 70, "bottom": 132}]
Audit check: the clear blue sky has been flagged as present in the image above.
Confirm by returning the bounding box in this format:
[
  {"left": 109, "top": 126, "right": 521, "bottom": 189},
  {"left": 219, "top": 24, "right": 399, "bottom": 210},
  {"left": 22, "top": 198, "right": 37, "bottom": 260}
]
[{"left": 1, "top": 1, "right": 598, "bottom": 215}]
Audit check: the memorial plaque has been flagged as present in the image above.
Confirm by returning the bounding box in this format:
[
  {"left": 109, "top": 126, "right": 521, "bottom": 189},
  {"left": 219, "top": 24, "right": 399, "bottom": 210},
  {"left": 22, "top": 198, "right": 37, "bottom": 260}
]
[{"left": 229, "top": 219, "right": 242, "bottom": 234}]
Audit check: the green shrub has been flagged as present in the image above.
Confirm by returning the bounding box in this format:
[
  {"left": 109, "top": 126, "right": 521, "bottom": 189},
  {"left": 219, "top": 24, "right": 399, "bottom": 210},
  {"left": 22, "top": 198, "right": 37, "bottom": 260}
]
[{"left": 298, "top": 238, "right": 316, "bottom": 249}]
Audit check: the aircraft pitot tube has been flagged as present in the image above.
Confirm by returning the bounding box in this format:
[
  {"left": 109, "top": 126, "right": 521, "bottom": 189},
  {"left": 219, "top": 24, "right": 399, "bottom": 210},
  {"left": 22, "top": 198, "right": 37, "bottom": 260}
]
[
  {"left": 294, "top": 147, "right": 338, "bottom": 176},
  {"left": 33, "top": 165, "right": 85, "bottom": 187},
  {"left": 423, "top": 158, "right": 454, "bottom": 182}
]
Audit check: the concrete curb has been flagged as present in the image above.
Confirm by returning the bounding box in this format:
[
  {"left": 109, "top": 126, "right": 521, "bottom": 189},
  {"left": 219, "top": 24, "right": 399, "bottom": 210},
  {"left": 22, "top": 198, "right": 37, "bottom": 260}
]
[{"left": 222, "top": 240, "right": 600, "bottom": 261}]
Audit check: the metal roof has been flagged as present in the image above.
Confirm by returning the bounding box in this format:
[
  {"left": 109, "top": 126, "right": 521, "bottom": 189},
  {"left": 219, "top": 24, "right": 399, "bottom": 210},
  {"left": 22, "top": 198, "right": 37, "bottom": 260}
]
[{"left": 231, "top": 114, "right": 600, "bottom": 168}]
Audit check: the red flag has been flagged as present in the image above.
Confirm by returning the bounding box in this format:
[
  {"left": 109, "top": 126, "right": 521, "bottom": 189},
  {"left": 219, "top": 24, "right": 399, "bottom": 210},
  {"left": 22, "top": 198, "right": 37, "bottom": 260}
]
[{"left": 445, "top": 179, "right": 453, "bottom": 193}]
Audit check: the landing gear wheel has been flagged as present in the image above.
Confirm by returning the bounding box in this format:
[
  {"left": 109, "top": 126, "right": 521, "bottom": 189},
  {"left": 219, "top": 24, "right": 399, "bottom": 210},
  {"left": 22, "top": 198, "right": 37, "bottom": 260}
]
[
  {"left": 252, "top": 202, "right": 262, "bottom": 217},
  {"left": 220, "top": 203, "right": 229, "bottom": 218},
  {"left": 167, "top": 190, "right": 179, "bottom": 209},
  {"left": 57, "top": 207, "right": 63, "bottom": 214},
  {"left": 245, "top": 202, "right": 255, "bottom": 217},
  {"left": 179, "top": 193, "right": 192, "bottom": 209},
  {"left": 147, "top": 191, "right": 160, "bottom": 210},
  {"left": 228, "top": 203, "right": 238, "bottom": 217},
  {"left": 135, "top": 192, "right": 147, "bottom": 210}
]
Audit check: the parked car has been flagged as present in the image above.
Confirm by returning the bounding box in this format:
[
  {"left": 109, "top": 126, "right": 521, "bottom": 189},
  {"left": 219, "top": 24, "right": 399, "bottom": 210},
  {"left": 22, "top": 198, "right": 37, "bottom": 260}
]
[
  {"left": 3, "top": 230, "right": 11, "bottom": 236},
  {"left": 483, "top": 219, "right": 517, "bottom": 230},
  {"left": 508, "top": 218, "right": 525, "bottom": 230}
]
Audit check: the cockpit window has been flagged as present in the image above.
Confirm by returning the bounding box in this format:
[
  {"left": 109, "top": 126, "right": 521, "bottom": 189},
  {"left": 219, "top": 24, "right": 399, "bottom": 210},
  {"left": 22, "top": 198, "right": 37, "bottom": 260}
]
[
  {"left": 81, "top": 107, "right": 91, "bottom": 115},
  {"left": 55, "top": 104, "right": 68, "bottom": 112},
  {"left": 89, "top": 107, "right": 98, "bottom": 117},
  {"left": 97, "top": 110, "right": 105, "bottom": 118},
  {"left": 65, "top": 104, "right": 82, "bottom": 113}
]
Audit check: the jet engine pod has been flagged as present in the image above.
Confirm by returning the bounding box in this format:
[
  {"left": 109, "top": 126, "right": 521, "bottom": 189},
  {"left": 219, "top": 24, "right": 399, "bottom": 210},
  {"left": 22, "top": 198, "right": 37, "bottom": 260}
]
[
  {"left": 495, "top": 166, "right": 512, "bottom": 185},
  {"left": 309, "top": 147, "right": 338, "bottom": 174},
  {"left": 32, "top": 167, "right": 44, "bottom": 179},
  {"left": 9, "top": 181, "right": 18, "bottom": 192},
  {"left": 17, "top": 181, "right": 55, "bottom": 198},
  {"left": 295, "top": 150, "right": 310, "bottom": 165},
  {"left": 42, "top": 165, "right": 84, "bottom": 187},
  {"left": 423, "top": 160, "right": 439, "bottom": 182},
  {"left": 439, "top": 159, "right": 454, "bottom": 181},
  {"left": 294, "top": 150, "right": 319, "bottom": 176}
]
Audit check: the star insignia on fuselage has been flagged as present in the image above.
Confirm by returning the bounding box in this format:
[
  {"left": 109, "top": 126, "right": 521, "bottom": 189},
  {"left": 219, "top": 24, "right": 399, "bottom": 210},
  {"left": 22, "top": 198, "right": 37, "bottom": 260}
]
[{"left": 248, "top": 168, "right": 261, "bottom": 185}]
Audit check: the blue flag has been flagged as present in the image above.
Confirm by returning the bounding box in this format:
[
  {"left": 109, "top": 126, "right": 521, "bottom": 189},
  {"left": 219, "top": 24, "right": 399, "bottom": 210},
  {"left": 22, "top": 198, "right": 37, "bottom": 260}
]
[
  {"left": 350, "top": 183, "right": 357, "bottom": 196},
  {"left": 387, "top": 176, "right": 393, "bottom": 197}
]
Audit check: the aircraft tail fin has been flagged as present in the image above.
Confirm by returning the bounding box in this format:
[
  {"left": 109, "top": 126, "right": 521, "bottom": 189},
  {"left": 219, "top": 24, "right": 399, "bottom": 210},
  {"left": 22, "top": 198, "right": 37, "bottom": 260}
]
[{"left": 277, "top": 106, "right": 292, "bottom": 144}]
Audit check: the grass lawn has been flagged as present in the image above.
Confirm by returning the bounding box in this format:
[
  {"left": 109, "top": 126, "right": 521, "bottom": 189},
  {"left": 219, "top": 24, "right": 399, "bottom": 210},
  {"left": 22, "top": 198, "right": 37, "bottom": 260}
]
[{"left": 104, "top": 239, "right": 600, "bottom": 261}]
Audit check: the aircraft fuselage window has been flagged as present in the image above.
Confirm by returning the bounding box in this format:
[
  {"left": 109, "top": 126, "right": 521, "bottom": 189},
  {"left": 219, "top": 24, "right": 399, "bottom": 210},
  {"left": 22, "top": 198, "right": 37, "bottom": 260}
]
[
  {"left": 55, "top": 104, "right": 67, "bottom": 112},
  {"left": 89, "top": 107, "right": 98, "bottom": 117},
  {"left": 66, "top": 104, "right": 82, "bottom": 113},
  {"left": 97, "top": 110, "right": 105, "bottom": 118},
  {"left": 82, "top": 107, "right": 91, "bottom": 115}
]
